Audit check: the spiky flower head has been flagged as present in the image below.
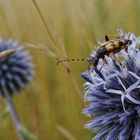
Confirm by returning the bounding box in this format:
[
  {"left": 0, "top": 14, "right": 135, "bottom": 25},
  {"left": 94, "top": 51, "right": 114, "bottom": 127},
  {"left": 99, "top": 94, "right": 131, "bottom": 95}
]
[
  {"left": 0, "top": 39, "right": 33, "bottom": 97},
  {"left": 81, "top": 29, "right": 140, "bottom": 140}
]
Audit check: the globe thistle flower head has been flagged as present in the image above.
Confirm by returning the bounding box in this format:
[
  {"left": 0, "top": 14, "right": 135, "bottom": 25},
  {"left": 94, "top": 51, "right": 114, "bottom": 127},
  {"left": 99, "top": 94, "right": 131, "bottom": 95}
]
[
  {"left": 0, "top": 38, "right": 34, "bottom": 97},
  {"left": 81, "top": 29, "right": 140, "bottom": 140}
]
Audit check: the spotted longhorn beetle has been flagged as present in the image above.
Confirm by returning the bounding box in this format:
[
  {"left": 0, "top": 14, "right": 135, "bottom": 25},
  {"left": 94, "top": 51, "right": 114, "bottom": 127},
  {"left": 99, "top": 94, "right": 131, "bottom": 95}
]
[
  {"left": 57, "top": 35, "right": 132, "bottom": 80},
  {"left": 87, "top": 35, "right": 132, "bottom": 80}
]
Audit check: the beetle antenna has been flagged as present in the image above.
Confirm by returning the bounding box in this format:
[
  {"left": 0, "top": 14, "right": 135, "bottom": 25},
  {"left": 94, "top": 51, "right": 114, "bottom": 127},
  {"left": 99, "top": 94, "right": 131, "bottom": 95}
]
[{"left": 57, "top": 58, "right": 86, "bottom": 65}]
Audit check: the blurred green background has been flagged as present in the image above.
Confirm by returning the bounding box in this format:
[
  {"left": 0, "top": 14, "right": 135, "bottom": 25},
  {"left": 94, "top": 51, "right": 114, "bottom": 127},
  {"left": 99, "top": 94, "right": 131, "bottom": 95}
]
[{"left": 0, "top": 0, "right": 140, "bottom": 139}]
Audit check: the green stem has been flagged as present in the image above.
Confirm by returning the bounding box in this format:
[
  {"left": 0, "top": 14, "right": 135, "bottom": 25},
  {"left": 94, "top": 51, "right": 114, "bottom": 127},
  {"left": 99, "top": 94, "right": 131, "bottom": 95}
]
[
  {"left": 32, "top": 0, "right": 58, "bottom": 48},
  {"left": 5, "top": 97, "right": 26, "bottom": 140}
]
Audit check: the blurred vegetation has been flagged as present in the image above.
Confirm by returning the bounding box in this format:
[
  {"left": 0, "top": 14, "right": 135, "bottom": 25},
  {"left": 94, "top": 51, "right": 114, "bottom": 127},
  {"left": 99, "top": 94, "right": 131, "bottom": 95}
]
[{"left": 0, "top": 0, "right": 140, "bottom": 139}]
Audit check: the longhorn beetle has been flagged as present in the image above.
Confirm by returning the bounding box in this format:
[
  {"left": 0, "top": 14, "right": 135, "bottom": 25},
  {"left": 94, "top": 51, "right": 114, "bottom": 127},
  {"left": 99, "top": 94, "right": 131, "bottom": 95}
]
[{"left": 57, "top": 35, "right": 132, "bottom": 80}]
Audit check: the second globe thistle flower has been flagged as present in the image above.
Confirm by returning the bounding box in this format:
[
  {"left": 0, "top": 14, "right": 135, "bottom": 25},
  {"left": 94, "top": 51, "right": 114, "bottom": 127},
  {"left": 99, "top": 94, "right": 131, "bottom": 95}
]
[
  {"left": 0, "top": 38, "right": 35, "bottom": 140},
  {"left": 82, "top": 29, "right": 140, "bottom": 140},
  {"left": 0, "top": 39, "right": 33, "bottom": 97}
]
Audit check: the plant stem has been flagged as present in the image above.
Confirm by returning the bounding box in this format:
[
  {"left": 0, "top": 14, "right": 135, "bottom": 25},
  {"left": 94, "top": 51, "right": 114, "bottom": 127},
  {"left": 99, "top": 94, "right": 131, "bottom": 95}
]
[
  {"left": 32, "top": 0, "right": 58, "bottom": 48},
  {"left": 32, "top": 0, "right": 82, "bottom": 98},
  {"left": 5, "top": 97, "right": 26, "bottom": 140}
]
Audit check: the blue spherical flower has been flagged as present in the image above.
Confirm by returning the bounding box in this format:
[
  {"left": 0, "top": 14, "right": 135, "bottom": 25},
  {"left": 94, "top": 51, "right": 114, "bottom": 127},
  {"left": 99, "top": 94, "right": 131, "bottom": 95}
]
[
  {"left": 81, "top": 29, "right": 140, "bottom": 140},
  {"left": 0, "top": 38, "right": 33, "bottom": 97}
]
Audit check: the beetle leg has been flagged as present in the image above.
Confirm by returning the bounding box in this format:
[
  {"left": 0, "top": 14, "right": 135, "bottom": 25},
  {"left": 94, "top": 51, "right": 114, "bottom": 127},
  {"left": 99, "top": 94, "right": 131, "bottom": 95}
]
[
  {"left": 94, "top": 67, "right": 106, "bottom": 81},
  {"left": 125, "top": 47, "right": 135, "bottom": 61},
  {"left": 87, "top": 63, "right": 106, "bottom": 81},
  {"left": 125, "top": 47, "right": 128, "bottom": 52},
  {"left": 99, "top": 59, "right": 107, "bottom": 72},
  {"left": 111, "top": 55, "right": 125, "bottom": 72},
  {"left": 105, "top": 35, "right": 109, "bottom": 41},
  {"left": 114, "top": 55, "right": 124, "bottom": 67}
]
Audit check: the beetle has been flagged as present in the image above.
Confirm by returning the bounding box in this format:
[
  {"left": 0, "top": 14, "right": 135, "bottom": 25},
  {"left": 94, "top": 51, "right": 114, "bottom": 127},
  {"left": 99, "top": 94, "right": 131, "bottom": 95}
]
[
  {"left": 87, "top": 35, "right": 132, "bottom": 80},
  {"left": 57, "top": 35, "right": 132, "bottom": 80}
]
